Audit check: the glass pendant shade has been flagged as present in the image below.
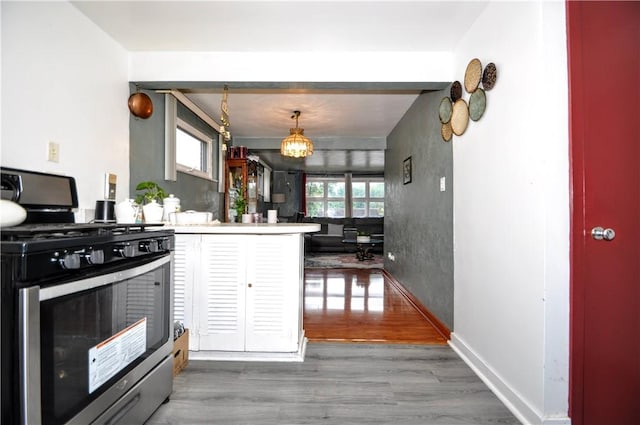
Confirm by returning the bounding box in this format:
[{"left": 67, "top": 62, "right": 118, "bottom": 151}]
[
  {"left": 280, "top": 110, "right": 314, "bottom": 158},
  {"left": 280, "top": 128, "right": 314, "bottom": 158}
]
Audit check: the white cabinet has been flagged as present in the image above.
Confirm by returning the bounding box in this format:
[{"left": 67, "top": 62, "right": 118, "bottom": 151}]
[{"left": 174, "top": 233, "right": 304, "bottom": 356}]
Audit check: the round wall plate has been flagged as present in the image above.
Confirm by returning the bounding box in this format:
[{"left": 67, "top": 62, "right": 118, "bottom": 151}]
[
  {"left": 482, "top": 62, "right": 497, "bottom": 90},
  {"left": 450, "top": 81, "right": 462, "bottom": 102},
  {"left": 464, "top": 58, "right": 482, "bottom": 93},
  {"left": 451, "top": 99, "right": 469, "bottom": 136},
  {"left": 469, "top": 88, "right": 486, "bottom": 121},
  {"left": 441, "top": 121, "right": 453, "bottom": 142},
  {"left": 439, "top": 97, "right": 452, "bottom": 124}
]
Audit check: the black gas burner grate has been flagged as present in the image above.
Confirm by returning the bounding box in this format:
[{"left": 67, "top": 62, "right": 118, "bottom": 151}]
[
  {"left": 1, "top": 223, "right": 115, "bottom": 241},
  {"left": 1, "top": 223, "right": 165, "bottom": 241}
]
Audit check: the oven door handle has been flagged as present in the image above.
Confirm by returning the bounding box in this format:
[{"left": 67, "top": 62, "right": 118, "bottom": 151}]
[
  {"left": 39, "top": 255, "right": 172, "bottom": 301},
  {"left": 19, "top": 287, "right": 42, "bottom": 425}
]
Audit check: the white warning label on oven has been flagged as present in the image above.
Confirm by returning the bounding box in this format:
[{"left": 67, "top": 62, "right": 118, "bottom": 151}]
[{"left": 88, "top": 317, "right": 147, "bottom": 393}]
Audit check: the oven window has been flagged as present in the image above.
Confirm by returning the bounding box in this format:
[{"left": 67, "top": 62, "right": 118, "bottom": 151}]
[{"left": 39, "top": 266, "right": 170, "bottom": 425}]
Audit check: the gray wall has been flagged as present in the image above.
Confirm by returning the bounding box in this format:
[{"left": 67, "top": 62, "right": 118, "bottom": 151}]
[
  {"left": 272, "top": 170, "right": 303, "bottom": 218},
  {"left": 384, "top": 91, "right": 454, "bottom": 329},
  {"left": 129, "top": 87, "right": 223, "bottom": 218}
]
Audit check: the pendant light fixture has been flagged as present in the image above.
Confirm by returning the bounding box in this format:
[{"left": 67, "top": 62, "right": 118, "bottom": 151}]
[{"left": 280, "top": 110, "right": 314, "bottom": 158}]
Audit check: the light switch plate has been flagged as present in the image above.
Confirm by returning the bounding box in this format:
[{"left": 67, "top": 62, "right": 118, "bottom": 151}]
[
  {"left": 47, "top": 141, "right": 60, "bottom": 163},
  {"left": 440, "top": 177, "right": 446, "bottom": 192}
]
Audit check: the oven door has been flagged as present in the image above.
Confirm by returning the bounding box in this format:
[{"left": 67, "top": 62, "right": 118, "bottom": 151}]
[{"left": 19, "top": 255, "right": 173, "bottom": 425}]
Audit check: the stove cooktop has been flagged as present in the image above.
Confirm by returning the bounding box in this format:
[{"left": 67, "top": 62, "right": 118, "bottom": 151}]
[{"left": 1, "top": 223, "right": 165, "bottom": 241}]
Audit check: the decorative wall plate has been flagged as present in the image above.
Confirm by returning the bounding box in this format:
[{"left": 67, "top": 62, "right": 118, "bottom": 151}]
[
  {"left": 439, "top": 97, "right": 453, "bottom": 124},
  {"left": 441, "top": 121, "right": 453, "bottom": 142},
  {"left": 451, "top": 99, "right": 469, "bottom": 136},
  {"left": 469, "top": 88, "right": 486, "bottom": 121},
  {"left": 464, "top": 58, "right": 482, "bottom": 93},
  {"left": 450, "top": 81, "right": 462, "bottom": 102},
  {"left": 482, "top": 62, "right": 497, "bottom": 90}
]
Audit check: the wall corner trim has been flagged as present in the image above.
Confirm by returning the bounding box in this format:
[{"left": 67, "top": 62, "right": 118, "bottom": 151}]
[
  {"left": 449, "top": 333, "right": 571, "bottom": 425},
  {"left": 382, "top": 270, "right": 450, "bottom": 340}
]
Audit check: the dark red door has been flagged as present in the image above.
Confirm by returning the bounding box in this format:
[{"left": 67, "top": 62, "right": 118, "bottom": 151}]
[{"left": 567, "top": 2, "right": 640, "bottom": 425}]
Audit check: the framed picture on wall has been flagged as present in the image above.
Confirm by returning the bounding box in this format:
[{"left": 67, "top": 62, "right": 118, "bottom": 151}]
[{"left": 403, "top": 156, "right": 412, "bottom": 185}]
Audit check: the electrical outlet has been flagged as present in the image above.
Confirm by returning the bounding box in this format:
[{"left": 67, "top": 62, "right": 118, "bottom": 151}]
[
  {"left": 47, "top": 141, "right": 60, "bottom": 163},
  {"left": 387, "top": 252, "right": 396, "bottom": 261}
]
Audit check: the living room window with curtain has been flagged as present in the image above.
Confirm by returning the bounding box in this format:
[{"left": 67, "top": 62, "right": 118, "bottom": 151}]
[{"left": 305, "top": 176, "right": 384, "bottom": 218}]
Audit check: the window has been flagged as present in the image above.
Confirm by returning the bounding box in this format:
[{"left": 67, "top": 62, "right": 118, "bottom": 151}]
[
  {"left": 306, "top": 176, "right": 384, "bottom": 218},
  {"left": 352, "top": 177, "right": 384, "bottom": 217},
  {"left": 305, "top": 177, "right": 346, "bottom": 218},
  {"left": 175, "top": 119, "right": 214, "bottom": 180},
  {"left": 165, "top": 93, "right": 220, "bottom": 184}
]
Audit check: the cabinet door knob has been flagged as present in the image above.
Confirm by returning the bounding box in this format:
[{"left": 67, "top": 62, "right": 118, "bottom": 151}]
[{"left": 248, "top": 283, "right": 253, "bottom": 288}]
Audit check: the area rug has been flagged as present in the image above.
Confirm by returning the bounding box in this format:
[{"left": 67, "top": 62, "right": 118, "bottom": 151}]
[{"left": 304, "top": 252, "right": 384, "bottom": 269}]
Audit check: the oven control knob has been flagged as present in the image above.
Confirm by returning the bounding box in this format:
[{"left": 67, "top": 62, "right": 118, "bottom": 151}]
[
  {"left": 139, "top": 239, "right": 159, "bottom": 253},
  {"left": 60, "top": 253, "right": 81, "bottom": 269},
  {"left": 85, "top": 249, "right": 105, "bottom": 264},
  {"left": 158, "top": 237, "right": 172, "bottom": 251},
  {"left": 114, "top": 243, "right": 135, "bottom": 258}
]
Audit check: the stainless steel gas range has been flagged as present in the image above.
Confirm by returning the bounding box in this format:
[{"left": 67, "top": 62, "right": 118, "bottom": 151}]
[{"left": 1, "top": 167, "right": 174, "bottom": 425}]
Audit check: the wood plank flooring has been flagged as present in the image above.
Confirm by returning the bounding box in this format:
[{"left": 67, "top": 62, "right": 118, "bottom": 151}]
[
  {"left": 146, "top": 268, "right": 520, "bottom": 424},
  {"left": 303, "top": 269, "right": 448, "bottom": 344},
  {"left": 147, "top": 343, "right": 520, "bottom": 425}
]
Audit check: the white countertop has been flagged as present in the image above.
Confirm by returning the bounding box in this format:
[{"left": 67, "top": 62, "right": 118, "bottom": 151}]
[{"left": 168, "top": 222, "right": 320, "bottom": 234}]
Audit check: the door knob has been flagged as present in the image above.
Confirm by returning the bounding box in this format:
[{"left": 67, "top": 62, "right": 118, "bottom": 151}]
[{"left": 591, "top": 226, "right": 616, "bottom": 241}]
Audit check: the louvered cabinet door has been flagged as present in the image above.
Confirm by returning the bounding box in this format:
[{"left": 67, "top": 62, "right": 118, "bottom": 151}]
[
  {"left": 197, "top": 234, "right": 248, "bottom": 351},
  {"left": 173, "top": 234, "right": 199, "bottom": 350},
  {"left": 245, "top": 234, "right": 302, "bottom": 352}
]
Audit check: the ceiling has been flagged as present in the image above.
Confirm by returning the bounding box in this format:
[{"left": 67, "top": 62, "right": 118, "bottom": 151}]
[{"left": 72, "top": 1, "right": 488, "bottom": 173}]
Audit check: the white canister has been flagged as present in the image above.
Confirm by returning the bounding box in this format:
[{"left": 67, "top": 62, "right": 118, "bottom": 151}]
[
  {"left": 162, "top": 194, "right": 181, "bottom": 222},
  {"left": 267, "top": 209, "right": 278, "bottom": 224},
  {"left": 241, "top": 213, "right": 253, "bottom": 223},
  {"left": 115, "top": 199, "right": 139, "bottom": 224},
  {"left": 142, "top": 200, "right": 164, "bottom": 223}
]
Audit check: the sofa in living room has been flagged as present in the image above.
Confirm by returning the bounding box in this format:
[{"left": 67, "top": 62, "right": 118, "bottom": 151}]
[{"left": 302, "top": 217, "right": 384, "bottom": 253}]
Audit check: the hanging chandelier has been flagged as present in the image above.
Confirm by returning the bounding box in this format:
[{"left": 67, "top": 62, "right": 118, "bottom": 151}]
[{"left": 280, "top": 110, "right": 314, "bottom": 158}]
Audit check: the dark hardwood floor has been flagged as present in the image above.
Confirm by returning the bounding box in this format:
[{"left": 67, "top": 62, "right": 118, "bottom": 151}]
[{"left": 303, "top": 268, "right": 448, "bottom": 345}]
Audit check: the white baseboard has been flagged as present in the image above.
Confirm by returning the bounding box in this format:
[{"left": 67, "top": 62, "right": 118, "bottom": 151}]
[
  {"left": 190, "top": 337, "right": 308, "bottom": 362},
  {"left": 449, "top": 333, "right": 571, "bottom": 425}
]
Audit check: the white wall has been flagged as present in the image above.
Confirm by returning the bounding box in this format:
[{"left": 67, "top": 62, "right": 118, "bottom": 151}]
[
  {"left": 450, "top": 2, "right": 570, "bottom": 424},
  {"left": 1, "top": 2, "right": 129, "bottom": 220},
  {"left": 130, "top": 51, "right": 452, "bottom": 83},
  {"left": 0, "top": 1, "right": 571, "bottom": 422}
]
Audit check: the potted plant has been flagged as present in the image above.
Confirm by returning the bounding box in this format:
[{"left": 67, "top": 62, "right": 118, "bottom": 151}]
[
  {"left": 233, "top": 187, "right": 246, "bottom": 222},
  {"left": 356, "top": 230, "right": 371, "bottom": 243},
  {"left": 135, "top": 181, "right": 167, "bottom": 223},
  {"left": 135, "top": 181, "right": 167, "bottom": 205}
]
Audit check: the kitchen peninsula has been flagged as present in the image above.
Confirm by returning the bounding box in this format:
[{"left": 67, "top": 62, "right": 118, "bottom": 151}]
[{"left": 170, "top": 223, "right": 320, "bottom": 362}]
